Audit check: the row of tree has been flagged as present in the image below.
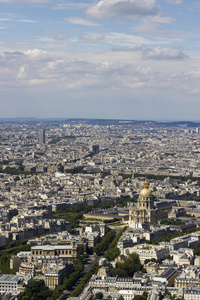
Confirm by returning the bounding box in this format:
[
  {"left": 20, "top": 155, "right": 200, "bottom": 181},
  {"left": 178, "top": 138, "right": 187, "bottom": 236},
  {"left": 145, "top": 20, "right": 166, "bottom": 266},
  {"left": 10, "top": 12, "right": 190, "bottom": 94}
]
[
  {"left": 93, "top": 229, "right": 116, "bottom": 254},
  {"left": 193, "top": 241, "right": 200, "bottom": 256},
  {"left": 104, "top": 227, "right": 127, "bottom": 261},
  {"left": 69, "top": 262, "right": 99, "bottom": 298},
  {"left": 160, "top": 219, "right": 185, "bottom": 226}
]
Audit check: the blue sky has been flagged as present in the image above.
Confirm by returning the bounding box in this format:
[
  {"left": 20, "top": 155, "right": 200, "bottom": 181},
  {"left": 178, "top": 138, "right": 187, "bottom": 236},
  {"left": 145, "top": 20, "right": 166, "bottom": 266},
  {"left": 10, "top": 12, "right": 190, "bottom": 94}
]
[{"left": 0, "top": 0, "right": 199, "bottom": 121}]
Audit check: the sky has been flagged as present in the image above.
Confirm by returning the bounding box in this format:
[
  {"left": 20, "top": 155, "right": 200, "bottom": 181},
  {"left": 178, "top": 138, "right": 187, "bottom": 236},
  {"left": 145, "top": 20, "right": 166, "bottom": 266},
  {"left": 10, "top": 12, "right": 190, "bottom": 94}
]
[{"left": 0, "top": 0, "right": 200, "bottom": 121}]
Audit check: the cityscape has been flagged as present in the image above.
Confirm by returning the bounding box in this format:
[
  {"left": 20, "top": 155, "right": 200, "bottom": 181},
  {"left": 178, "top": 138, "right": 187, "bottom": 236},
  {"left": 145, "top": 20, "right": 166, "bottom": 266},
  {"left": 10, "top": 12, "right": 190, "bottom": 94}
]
[
  {"left": 0, "top": 119, "right": 200, "bottom": 300},
  {"left": 0, "top": 0, "right": 199, "bottom": 299}
]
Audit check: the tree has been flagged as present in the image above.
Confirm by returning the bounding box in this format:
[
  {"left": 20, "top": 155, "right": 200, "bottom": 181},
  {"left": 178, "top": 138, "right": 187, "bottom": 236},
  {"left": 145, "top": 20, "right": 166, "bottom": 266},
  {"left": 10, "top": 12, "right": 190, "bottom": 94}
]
[
  {"left": 104, "top": 247, "right": 120, "bottom": 261},
  {"left": 110, "top": 252, "right": 143, "bottom": 277},
  {"left": 77, "top": 245, "right": 85, "bottom": 259},
  {"left": 132, "top": 292, "right": 148, "bottom": 300},
  {"left": 94, "top": 229, "right": 116, "bottom": 255},
  {"left": 194, "top": 241, "right": 200, "bottom": 256},
  {"left": 110, "top": 268, "right": 127, "bottom": 277},
  {"left": 43, "top": 241, "right": 51, "bottom": 245},
  {"left": 19, "top": 280, "right": 52, "bottom": 300},
  {"left": 95, "top": 292, "right": 103, "bottom": 299},
  {"left": 69, "top": 263, "right": 98, "bottom": 298},
  {"left": 144, "top": 258, "right": 156, "bottom": 264}
]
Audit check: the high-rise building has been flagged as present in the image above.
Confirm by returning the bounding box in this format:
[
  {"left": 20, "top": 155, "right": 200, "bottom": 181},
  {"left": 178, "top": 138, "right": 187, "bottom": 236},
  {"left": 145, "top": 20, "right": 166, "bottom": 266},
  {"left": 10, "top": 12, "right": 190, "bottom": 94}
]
[
  {"left": 91, "top": 144, "right": 99, "bottom": 154},
  {"left": 39, "top": 129, "right": 45, "bottom": 145}
]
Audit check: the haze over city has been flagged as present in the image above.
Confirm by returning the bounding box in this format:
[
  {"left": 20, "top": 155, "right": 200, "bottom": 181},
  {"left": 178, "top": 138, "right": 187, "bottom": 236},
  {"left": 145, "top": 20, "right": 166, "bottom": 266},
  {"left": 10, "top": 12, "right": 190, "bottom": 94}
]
[{"left": 0, "top": 0, "right": 199, "bottom": 120}]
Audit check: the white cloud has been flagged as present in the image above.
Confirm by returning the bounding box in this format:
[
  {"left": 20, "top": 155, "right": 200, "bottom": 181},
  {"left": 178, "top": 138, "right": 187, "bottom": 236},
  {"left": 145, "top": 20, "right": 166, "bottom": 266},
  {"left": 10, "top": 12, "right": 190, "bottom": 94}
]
[
  {"left": 105, "top": 32, "right": 153, "bottom": 47},
  {"left": 148, "top": 13, "right": 174, "bottom": 24},
  {"left": 0, "top": 46, "right": 199, "bottom": 109},
  {"left": 143, "top": 47, "right": 189, "bottom": 60},
  {"left": 130, "top": 13, "right": 182, "bottom": 41},
  {"left": 0, "top": 18, "right": 12, "bottom": 21},
  {"left": 24, "top": 49, "right": 50, "bottom": 60},
  {"left": 132, "top": 18, "right": 186, "bottom": 41},
  {"left": 0, "top": 15, "right": 36, "bottom": 23},
  {"left": 17, "top": 19, "right": 36, "bottom": 23},
  {"left": 110, "top": 45, "right": 188, "bottom": 61},
  {"left": 17, "top": 66, "right": 26, "bottom": 79},
  {"left": 53, "top": 2, "right": 89, "bottom": 10},
  {"left": 111, "top": 45, "right": 145, "bottom": 52},
  {"left": 51, "top": 32, "right": 69, "bottom": 41},
  {"left": 66, "top": 17, "right": 100, "bottom": 27},
  {"left": 80, "top": 34, "right": 105, "bottom": 41},
  {"left": 166, "top": 0, "right": 182, "bottom": 4},
  {"left": 36, "top": 36, "right": 56, "bottom": 42},
  {"left": 193, "top": 2, "right": 200, "bottom": 10},
  {"left": 87, "top": 0, "right": 158, "bottom": 19}
]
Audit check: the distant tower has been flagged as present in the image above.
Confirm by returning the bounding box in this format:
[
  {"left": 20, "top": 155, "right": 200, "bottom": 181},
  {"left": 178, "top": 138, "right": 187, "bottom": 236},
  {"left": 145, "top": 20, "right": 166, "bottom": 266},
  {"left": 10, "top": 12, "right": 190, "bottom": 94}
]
[
  {"left": 92, "top": 145, "right": 99, "bottom": 154},
  {"left": 39, "top": 129, "right": 45, "bottom": 145}
]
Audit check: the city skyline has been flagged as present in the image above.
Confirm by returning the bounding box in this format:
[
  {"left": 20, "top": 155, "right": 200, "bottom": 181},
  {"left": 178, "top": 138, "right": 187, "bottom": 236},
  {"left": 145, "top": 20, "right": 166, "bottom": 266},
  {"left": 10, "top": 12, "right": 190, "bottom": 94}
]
[{"left": 0, "top": 0, "right": 199, "bottom": 121}]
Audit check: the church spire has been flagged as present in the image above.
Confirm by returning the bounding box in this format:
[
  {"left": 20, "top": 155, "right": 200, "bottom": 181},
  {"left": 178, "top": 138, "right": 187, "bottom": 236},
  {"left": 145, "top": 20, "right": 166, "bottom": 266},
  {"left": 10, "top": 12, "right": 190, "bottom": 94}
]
[{"left": 144, "top": 179, "right": 148, "bottom": 189}]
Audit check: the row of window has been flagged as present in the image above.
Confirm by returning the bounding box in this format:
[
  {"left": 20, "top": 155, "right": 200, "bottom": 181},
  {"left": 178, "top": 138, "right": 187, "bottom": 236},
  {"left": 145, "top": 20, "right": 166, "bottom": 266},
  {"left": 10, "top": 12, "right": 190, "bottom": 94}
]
[{"left": 32, "top": 250, "right": 74, "bottom": 255}]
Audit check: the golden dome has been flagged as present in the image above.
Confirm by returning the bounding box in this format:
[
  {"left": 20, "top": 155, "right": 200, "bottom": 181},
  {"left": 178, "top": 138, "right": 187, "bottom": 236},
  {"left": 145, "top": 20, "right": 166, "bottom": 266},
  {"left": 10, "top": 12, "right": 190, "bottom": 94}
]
[{"left": 139, "top": 180, "right": 152, "bottom": 197}]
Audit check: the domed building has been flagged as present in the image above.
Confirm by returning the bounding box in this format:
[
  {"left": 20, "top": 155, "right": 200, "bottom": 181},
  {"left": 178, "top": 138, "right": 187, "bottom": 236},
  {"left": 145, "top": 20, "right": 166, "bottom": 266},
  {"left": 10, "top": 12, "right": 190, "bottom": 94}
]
[{"left": 129, "top": 180, "right": 157, "bottom": 223}]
